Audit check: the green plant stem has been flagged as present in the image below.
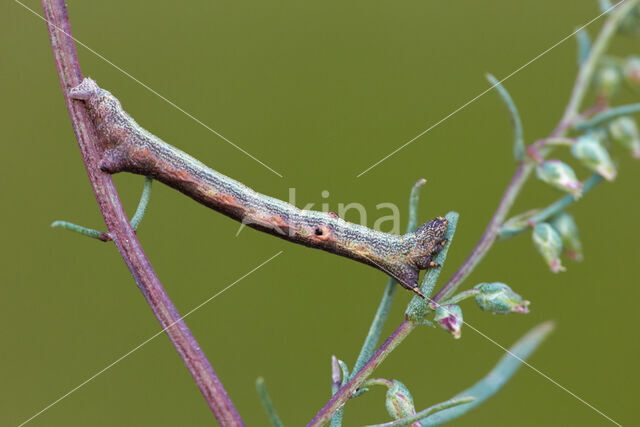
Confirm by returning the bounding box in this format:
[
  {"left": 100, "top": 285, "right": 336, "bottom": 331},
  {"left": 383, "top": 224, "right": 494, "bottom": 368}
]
[
  {"left": 50, "top": 220, "right": 110, "bottom": 241},
  {"left": 366, "top": 397, "right": 476, "bottom": 427},
  {"left": 541, "top": 137, "right": 576, "bottom": 146},
  {"left": 256, "top": 377, "right": 284, "bottom": 427},
  {"left": 52, "top": 176, "right": 153, "bottom": 241},
  {"left": 574, "top": 103, "right": 640, "bottom": 130},
  {"left": 130, "top": 176, "right": 153, "bottom": 230},
  {"left": 440, "top": 289, "right": 480, "bottom": 306},
  {"left": 498, "top": 174, "right": 604, "bottom": 239},
  {"left": 363, "top": 378, "right": 394, "bottom": 388}
]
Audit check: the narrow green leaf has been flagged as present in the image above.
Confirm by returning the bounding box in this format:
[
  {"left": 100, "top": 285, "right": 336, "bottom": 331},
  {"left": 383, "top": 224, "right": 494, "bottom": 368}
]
[
  {"left": 419, "top": 321, "right": 555, "bottom": 426},
  {"left": 598, "top": 0, "right": 614, "bottom": 14},
  {"left": 130, "top": 176, "right": 153, "bottom": 231},
  {"left": 407, "top": 178, "right": 427, "bottom": 232},
  {"left": 405, "top": 211, "right": 459, "bottom": 323},
  {"left": 51, "top": 220, "right": 110, "bottom": 242},
  {"left": 498, "top": 174, "right": 603, "bottom": 240},
  {"left": 256, "top": 377, "right": 284, "bottom": 427},
  {"left": 574, "top": 103, "right": 640, "bottom": 130},
  {"left": 575, "top": 28, "right": 592, "bottom": 66},
  {"left": 486, "top": 74, "right": 525, "bottom": 161}
]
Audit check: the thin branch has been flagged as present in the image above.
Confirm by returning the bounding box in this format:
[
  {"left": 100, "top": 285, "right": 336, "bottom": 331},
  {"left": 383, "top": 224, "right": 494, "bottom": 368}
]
[
  {"left": 574, "top": 102, "right": 640, "bottom": 130},
  {"left": 40, "top": 1, "right": 243, "bottom": 424},
  {"left": 498, "top": 174, "right": 604, "bottom": 239}
]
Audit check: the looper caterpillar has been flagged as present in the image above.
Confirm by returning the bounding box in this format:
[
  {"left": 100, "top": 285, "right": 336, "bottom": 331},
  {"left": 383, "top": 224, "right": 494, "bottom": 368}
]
[{"left": 69, "top": 78, "right": 448, "bottom": 296}]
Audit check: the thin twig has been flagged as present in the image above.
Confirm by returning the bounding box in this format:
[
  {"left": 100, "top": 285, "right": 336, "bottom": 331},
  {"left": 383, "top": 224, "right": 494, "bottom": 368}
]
[
  {"left": 498, "top": 174, "right": 604, "bottom": 239},
  {"left": 40, "top": 1, "right": 243, "bottom": 424},
  {"left": 574, "top": 102, "right": 640, "bottom": 129}
]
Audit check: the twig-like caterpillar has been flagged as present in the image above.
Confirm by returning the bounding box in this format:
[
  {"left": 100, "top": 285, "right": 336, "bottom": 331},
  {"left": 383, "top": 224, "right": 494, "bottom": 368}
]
[{"left": 69, "top": 78, "right": 447, "bottom": 296}]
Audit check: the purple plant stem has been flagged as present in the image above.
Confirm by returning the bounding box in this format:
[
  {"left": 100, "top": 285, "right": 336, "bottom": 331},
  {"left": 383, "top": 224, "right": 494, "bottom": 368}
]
[
  {"left": 307, "top": 320, "right": 417, "bottom": 426},
  {"left": 40, "top": 1, "right": 243, "bottom": 424},
  {"left": 432, "top": 162, "right": 532, "bottom": 303}
]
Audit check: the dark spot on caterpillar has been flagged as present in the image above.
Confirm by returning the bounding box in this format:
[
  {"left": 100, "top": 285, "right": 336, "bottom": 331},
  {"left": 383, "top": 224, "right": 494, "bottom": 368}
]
[{"left": 315, "top": 227, "right": 323, "bottom": 236}]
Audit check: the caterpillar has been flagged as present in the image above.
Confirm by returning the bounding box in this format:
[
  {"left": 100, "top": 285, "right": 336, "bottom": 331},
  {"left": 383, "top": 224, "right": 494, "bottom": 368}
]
[{"left": 69, "top": 78, "right": 448, "bottom": 297}]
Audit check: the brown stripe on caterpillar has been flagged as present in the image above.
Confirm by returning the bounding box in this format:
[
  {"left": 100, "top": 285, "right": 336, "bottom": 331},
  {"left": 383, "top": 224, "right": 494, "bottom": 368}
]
[{"left": 69, "top": 78, "right": 448, "bottom": 296}]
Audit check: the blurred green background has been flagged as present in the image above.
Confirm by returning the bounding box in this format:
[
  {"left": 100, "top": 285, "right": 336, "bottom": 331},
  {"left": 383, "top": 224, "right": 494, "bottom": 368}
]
[{"left": 2, "top": 0, "right": 639, "bottom": 425}]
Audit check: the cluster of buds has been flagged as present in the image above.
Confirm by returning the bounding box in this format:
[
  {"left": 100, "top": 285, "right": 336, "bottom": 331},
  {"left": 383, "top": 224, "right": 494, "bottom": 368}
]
[
  {"left": 609, "top": 116, "right": 640, "bottom": 158},
  {"left": 474, "top": 282, "right": 530, "bottom": 314},
  {"left": 434, "top": 304, "right": 463, "bottom": 339},
  {"left": 536, "top": 160, "right": 583, "bottom": 199}
]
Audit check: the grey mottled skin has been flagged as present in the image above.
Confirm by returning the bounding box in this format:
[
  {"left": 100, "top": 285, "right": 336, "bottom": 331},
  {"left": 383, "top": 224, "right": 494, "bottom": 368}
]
[{"left": 69, "top": 78, "right": 448, "bottom": 296}]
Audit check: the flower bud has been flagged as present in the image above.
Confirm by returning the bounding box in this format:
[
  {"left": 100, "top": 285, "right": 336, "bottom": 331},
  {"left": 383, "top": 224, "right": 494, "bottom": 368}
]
[
  {"left": 550, "top": 212, "right": 583, "bottom": 262},
  {"left": 474, "top": 282, "right": 530, "bottom": 314},
  {"left": 532, "top": 223, "right": 565, "bottom": 273},
  {"left": 434, "top": 304, "right": 463, "bottom": 339},
  {"left": 536, "top": 160, "right": 583, "bottom": 198},
  {"left": 609, "top": 116, "right": 640, "bottom": 158},
  {"left": 623, "top": 55, "right": 640, "bottom": 88},
  {"left": 385, "top": 380, "right": 416, "bottom": 419},
  {"left": 570, "top": 135, "right": 617, "bottom": 181},
  {"left": 593, "top": 64, "right": 621, "bottom": 98}
]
